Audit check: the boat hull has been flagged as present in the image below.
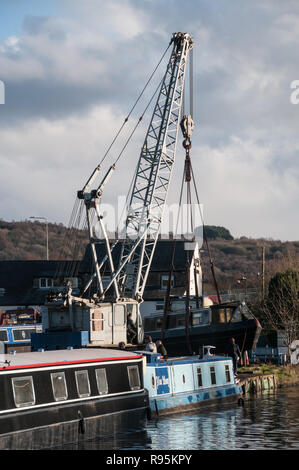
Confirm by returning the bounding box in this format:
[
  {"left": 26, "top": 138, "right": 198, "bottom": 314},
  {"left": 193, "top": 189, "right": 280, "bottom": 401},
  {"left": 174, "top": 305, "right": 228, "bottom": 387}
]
[
  {"left": 149, "top": 319, "right": 261, "bottom": 356},
  {"left": 0, "top": 391, "right": 148, "bottom": 450},
  {"left": 150, "top": 384, "right": 242, "bottom": 417}
]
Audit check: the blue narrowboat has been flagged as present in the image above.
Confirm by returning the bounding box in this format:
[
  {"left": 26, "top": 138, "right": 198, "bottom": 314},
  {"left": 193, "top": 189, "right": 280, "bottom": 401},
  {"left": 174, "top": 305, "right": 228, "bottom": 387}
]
[
  {"left": 143, "top": 347, "right": 242, "bottom": 417},
  {"left": 0, "top": 308, "right": 42, "bottom": 353},
  {"left": 0, "top": 324, "right": 42, "bottom": 354}
]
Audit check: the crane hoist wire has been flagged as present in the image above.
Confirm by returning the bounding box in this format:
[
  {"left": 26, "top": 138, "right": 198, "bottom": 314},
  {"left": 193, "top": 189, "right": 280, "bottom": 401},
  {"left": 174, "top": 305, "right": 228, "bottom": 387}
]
[{"left": 54, "top": 42, "right": 171, "bottom": 281}]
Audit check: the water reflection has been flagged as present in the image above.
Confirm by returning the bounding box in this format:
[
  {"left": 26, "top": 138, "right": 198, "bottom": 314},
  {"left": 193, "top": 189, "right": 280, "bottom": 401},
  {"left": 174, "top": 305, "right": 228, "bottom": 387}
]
[{"left": 63, "top": 387, "right": 299, "bottom": 450}]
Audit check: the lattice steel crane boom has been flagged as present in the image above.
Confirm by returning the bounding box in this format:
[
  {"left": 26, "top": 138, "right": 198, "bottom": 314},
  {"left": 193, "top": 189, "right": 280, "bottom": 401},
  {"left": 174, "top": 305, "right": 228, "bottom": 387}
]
[{"left": 102, "top": 32, "right": 194, "bottom": 302}]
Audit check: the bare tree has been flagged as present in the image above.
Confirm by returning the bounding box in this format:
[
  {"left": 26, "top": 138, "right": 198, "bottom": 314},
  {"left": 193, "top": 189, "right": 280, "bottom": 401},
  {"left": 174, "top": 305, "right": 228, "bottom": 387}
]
[{"left": 261, "top": 269, "right": 299, "bottom": 357}]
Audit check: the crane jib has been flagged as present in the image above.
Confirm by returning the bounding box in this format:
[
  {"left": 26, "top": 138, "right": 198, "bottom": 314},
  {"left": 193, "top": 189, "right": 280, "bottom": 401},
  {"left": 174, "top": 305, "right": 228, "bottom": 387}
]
[{"left": 116, "top": 33, "right": 194, "bottom": 300}]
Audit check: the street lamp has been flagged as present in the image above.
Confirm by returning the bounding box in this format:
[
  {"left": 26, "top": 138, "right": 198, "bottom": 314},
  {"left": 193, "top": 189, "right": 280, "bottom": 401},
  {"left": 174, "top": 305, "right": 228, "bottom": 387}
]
[
  {"left": 30, "top": 216, "right": 49, "bottom": 260},
  {"left": 237, "top": 276, "right": 247, "bottom": 302}
]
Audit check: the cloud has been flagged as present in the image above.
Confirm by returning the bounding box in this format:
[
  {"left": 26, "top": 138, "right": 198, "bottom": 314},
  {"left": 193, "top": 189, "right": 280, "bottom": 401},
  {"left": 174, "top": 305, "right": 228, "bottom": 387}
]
[{"left": 0, "top": 0, "right": 298, "bottom": 241}]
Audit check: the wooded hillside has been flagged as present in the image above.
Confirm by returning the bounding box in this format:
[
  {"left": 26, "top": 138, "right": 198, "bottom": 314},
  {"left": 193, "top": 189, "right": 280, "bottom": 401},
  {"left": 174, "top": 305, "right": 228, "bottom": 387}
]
[{"left": 0, "top": 220, "right": 298, "bottom": 293}]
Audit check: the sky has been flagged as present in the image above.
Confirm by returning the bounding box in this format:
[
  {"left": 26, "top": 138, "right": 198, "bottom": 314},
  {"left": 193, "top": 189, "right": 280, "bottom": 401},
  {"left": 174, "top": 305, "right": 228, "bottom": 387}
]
[{"left": 0, "top": 0, "right": 298, "bottom": 241}]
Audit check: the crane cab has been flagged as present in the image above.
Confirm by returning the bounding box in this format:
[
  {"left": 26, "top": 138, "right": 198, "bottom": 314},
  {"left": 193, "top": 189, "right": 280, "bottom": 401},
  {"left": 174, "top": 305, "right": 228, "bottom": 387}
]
[{"left": 31, "top": 298, "right": 144, "bottom": 351}]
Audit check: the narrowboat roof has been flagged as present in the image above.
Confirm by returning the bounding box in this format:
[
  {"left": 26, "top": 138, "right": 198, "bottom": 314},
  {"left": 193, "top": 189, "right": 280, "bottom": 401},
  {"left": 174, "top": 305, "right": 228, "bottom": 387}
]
[
  {"left": 0, "top": 348, "right": 143, "bottom": 371},
  {"left": 140, "top": 351, "right": 231, "bottom": 366}
]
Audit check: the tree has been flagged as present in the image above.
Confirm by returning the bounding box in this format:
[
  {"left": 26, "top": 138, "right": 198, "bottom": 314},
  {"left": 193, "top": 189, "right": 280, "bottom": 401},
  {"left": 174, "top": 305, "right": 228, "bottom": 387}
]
[
  {"left": 204, "top": 226, "right": 234, "bottom": 240},
  {"left": 261, "top": 269, "right": 299, "bottom": 357}
]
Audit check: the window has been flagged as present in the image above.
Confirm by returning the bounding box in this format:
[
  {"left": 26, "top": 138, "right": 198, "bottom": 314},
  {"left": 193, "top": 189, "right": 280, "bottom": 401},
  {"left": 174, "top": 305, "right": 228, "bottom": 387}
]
[
  {"left": 161, "top": 274, "right": 174, "bottom": 290},
  {"left": 12, "top": 328, "right": 36, "bottom": 341},
  {"left": 39, "top": 278, "right": 53, "bottom": 288},
  {"left": 51, "top": 372, "right": 68, "bottom": 401},
  {"left": 197, "top": 367, "right": 203, "bottom": 388},
  {"left": 114, "top": 305, "right": 125, "bottom": 326},
  {"left": 210, "top": 366, "right": 217, "bottom": 385},
  {"left": 12, "top": 376, "right": 35, "bottom": 407},
  {"left": 75, "top": 370, "right": 91, "bottom": 398},
  {"left": 225, "top": 365, "right": 231, "bottom": 383},
  {"left": 127, "top": 365, "right": 141, "bottom": 390},
  {"left": 155, "top": 302, "right": 164, "bottom": 311},
  {"left": 0, "top": 329, "right": 8, "bottom": 341},
  {"left": 219, "top": 309, "right": 226, "bottom": 323},
  {"left": 225, "top": 308, "right": 232, "bottom": 322},
  {"left": 91, "top": 310, "right": 103, "bottom": 332},
  {"left": 95, "top": 368, "right": 108, "bottom": 395},
  {"left": 192, "top": 313, "right": 202, "bottom": 326},
  {"left": 156, "top": 318, "right": 163, "bottom": 330}
]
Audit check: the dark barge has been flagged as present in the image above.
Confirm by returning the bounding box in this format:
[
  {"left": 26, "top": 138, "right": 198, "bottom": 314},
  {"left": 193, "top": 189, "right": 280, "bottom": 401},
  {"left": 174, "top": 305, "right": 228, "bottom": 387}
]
[
  {"left": 0, "top": 348, "right": 148, "bottom": 450},
  {"left": 142, "top": 299, "right": 262, "bottom": 356}
]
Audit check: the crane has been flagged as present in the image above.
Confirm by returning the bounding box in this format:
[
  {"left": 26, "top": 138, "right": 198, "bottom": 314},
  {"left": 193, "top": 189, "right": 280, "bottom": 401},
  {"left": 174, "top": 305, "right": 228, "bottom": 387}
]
[{"left": 40, "top": 32, "right": 194, "bottom": 350}]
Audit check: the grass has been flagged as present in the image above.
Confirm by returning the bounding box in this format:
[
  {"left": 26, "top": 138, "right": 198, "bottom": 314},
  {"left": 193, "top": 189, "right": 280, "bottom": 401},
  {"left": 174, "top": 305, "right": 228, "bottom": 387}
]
[{"left": 239, "top": 364, "right": 299, "bottom": 387}]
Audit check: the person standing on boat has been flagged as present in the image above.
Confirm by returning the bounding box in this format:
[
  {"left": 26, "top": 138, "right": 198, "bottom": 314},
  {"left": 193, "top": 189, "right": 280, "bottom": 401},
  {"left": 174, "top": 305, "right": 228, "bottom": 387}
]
[
  {"left": 145, "top": 336, "right": 157, "bottom": 353},
  {"left": 156, "top": 339, "right": 167, "bottom": 358},
  {"left": 225, "top": 337, "right": 241, "bottom": 375},
  {"left": 127, "top": 313, "right": 137, "bottom": 344}
]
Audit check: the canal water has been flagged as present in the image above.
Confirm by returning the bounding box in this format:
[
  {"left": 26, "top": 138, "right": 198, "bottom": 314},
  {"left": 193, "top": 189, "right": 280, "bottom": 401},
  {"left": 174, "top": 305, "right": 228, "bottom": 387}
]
[{"left": 65, "top": 386, "right": 299, "bottom": 450}]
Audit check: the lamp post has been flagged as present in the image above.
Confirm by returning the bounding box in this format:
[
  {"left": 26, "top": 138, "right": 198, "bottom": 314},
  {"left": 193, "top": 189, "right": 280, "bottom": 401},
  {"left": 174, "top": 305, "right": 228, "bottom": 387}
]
[
  {"left": 237, "top": 276, "right": 247, "bottom": 302},
  {"left": 30, "top": 216, "right": 49, "bottom": 260}
]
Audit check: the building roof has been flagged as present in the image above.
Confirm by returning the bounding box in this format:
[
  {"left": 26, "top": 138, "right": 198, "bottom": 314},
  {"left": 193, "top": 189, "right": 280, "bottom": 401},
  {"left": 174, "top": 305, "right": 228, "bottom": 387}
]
[
  {"left": 0, "top": 260, "right": 79, "bottom": 307},
  {"left": 79, "top": 239, "right": 193, "bottom": 274}
]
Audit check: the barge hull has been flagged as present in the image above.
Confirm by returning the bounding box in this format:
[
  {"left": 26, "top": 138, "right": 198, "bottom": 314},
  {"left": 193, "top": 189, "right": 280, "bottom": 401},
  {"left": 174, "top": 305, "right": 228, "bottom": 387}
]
[
  {"left": 150, "top": 385, "right": 242, "bottom": 417},
  {"left": 154, "top": 319, "right": 261, "bottom": 356},
  {"left": 0, "top": 403, "right": 147, "bottom": 450}
]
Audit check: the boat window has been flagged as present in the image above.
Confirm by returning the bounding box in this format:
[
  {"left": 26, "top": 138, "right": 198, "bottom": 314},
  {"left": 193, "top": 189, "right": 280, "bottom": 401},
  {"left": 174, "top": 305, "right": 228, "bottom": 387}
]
[
  {"left": 230, "top": 307, "right": 242, "bottom": 322},
  {"left": 197, "top": 367, "right": 203, "bottom": 388},
  {"left": 192, "top": 313, "right": 201, "bottom": 326},
  {"left": 51, "top": 372, "right": 68, "bottom": 401},
  {"left": 156, "top": 318, "right": 163, "bottom": 330},
  {"left": 225, "top": 309, "right": 232, "bottom": 322},
  {"left": 75, "top": 370, "right": 91, "bottom": 398},
  {"left": 219, "top": 309, "right": 226, "bottom": 323},
  {"left": 0, "top": 329, "right": 8, "bottom": 341},
  {"left": 127, "top": 365, "right": 141, "bottom": 391},
  {"left": 202, "top": 310, "right": 210, "bottom": 324},
  {"left": 225, "top": 365, "right": 231, "bottom": 383},
  {"left": 95, "top": 368, "right": 108, "bottom": 395},
  {"left": 12, "top": 328, "right": 35, "bottom": 341},
  {"left": 151, "top": 374, "right": 155, "bottom": 388},
  {"left": 210, "top": 366, "right": 217, "bottom": 385},
  {"left": 12, "top": 376, "right": 35, "bottom": 408}
]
